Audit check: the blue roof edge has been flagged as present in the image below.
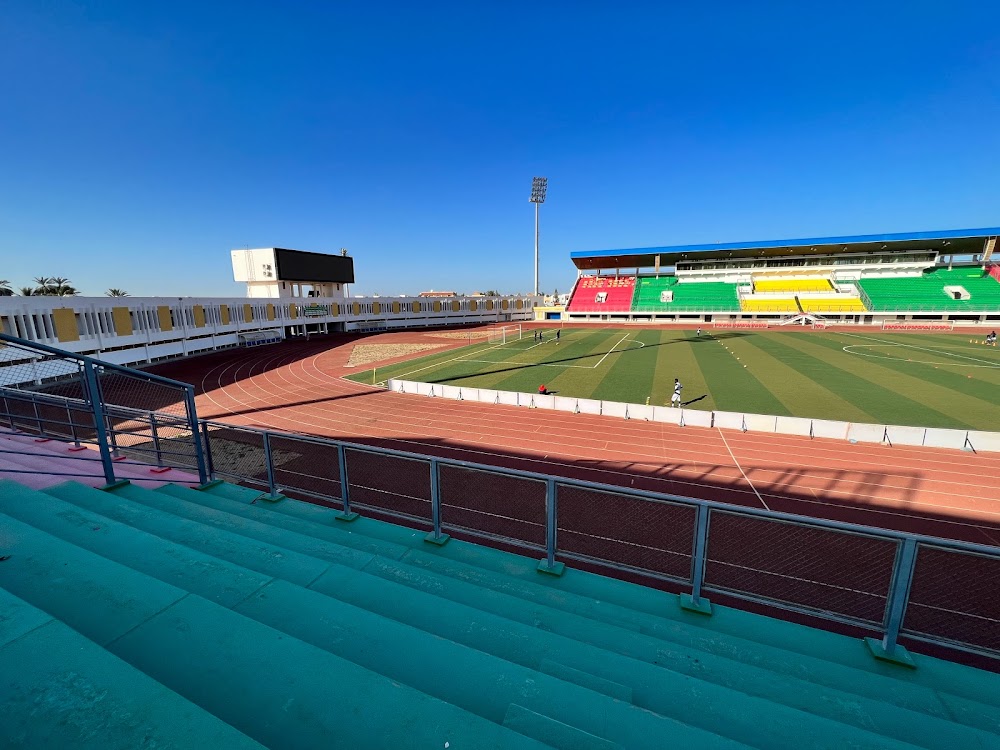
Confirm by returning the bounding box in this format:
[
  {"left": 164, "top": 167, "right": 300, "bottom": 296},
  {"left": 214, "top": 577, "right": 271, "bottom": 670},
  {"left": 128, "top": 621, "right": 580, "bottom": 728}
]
[{"left": 570, "top": 227, "right": 1000, "bottom": 259}]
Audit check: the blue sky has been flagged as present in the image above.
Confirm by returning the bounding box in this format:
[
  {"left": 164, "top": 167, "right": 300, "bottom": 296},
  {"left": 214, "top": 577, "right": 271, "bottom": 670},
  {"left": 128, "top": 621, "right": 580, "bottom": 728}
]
[{"left": 2, "top": 1, "right": 999, "bottom": 298}]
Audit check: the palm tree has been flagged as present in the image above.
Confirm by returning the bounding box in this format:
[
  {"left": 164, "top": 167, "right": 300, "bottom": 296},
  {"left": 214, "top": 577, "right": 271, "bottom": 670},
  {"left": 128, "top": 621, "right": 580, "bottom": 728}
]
[
  {"left": 0, "top": 279, "right": 12, "bottom": 297},
  {"left": 37, "top": 277, "right": 76, "bottom": 296},
  {"left": 106, "top": 288, "right": 130, "bottom": 297},
  {"left": 19, "top": 287, "right": 35, "bottom": 296}
]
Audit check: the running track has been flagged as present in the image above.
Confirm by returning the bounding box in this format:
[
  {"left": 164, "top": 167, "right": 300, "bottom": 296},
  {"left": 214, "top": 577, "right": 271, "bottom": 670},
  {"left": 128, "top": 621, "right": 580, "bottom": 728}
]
[{"left": 151, "top": 330, "right": 1000, "bottom": 548}]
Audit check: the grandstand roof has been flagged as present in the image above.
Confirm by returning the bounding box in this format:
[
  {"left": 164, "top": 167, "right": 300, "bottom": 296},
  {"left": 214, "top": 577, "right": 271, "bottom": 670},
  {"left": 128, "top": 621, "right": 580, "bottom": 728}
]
[{"left": 571, "top": 226, "right": 1000, "bottom": 270}]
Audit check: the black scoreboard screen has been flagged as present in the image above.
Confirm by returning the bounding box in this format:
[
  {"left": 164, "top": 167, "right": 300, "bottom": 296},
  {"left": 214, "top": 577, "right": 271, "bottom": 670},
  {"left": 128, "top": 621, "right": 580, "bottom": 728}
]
[{"left": 274, "top": 249, "right": 355, "bottom": 283}]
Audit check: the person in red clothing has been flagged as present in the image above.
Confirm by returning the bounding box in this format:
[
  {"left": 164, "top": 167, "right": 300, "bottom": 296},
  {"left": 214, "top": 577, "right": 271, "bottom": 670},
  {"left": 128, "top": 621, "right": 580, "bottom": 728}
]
[{"left": 538, "top": 384, "right": 548, "bottom": 395}]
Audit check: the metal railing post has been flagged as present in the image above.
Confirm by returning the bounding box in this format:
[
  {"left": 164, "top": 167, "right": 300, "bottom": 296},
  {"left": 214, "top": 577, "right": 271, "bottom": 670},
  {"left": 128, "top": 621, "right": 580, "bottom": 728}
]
[
  {"left": 66, "top": 403, "right": 81, "bottom": 448},
  {"left": 106, "top": 409, "right": 122, "bottom": 459},
  {"left": 183, "top": 386, "right": 209, "bottom": 485},
  {"left": 261, "top": 432, "right": 281, "bottom": 500},
  {"left": 866, "top": 538, "right": 918, "bottom": 667},
  {"left": 32, "top": 400, "right": 44, "bottom": 437},
  {"left": 2, "top": 395, "right": 14, "bottom": 430},
  {"left": 149, "top": 412, "right": 163, "bottom": 467},
  {"left": 335, "top": 443, "right": 358, "bottom": 521},
  {"left": 81, "top": 361, "right": 117, "bottom": 486},
  {"left": 200, "top": 420, "right": 216, "bottom": 482},
  {"left": 681, "top": 504, "right": 713, "bottom": 614},
  {"left": 537, "top": 478, "right": 564, "bottom": 575},
  {"left": 424, "top": 458, "right": 449, "bottom": 545}
]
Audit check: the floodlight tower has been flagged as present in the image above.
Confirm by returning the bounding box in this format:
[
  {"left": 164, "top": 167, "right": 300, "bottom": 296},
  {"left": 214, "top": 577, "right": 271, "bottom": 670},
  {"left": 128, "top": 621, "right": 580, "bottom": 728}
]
[{"left": 529, "top": 177, "right": 548, "bottom": 296}]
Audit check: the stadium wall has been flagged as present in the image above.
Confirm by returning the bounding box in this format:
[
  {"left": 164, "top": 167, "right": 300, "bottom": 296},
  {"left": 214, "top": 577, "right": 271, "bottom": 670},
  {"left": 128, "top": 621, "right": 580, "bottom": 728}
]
[{"left": 0, "top": 294, "right": 537, "bottom": 367}]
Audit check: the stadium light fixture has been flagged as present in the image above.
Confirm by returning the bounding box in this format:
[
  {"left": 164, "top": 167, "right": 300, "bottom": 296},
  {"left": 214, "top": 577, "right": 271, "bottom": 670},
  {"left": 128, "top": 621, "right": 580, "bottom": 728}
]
[{"left": 529, "top": 177, "right": 548, "bottom": 296}]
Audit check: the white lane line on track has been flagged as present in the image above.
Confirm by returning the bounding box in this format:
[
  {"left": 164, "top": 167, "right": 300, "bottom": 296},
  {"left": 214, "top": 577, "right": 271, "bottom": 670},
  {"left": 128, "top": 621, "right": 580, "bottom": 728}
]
[
  {"left": 196, "top": 358, "right": 1000, "bottom": 538},
  {"left": 191, "top": 344, "right": 1000, "bottom": 514},
  {"left": 716, "top": 427, "right": 769, "bottom": 511}
]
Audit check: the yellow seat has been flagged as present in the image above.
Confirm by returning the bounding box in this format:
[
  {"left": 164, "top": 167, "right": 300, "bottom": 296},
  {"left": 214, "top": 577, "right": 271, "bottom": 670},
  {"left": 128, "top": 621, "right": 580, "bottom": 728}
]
[
  {"left": 799, "top": 298, "right": 867, "bottom": 313},
  {"left": 754, "top": 278, "right": 833, "bottom": 293},
  {"left": 740, "top": 297, "right": 799, "bottom": 313}
]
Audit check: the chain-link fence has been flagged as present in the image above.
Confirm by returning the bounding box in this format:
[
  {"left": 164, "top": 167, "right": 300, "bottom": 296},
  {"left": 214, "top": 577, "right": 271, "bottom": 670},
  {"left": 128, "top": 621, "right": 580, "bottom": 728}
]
[
  {"left": 345, "top": 447, "right": 432, "bottom": 526},
  {"left": 267, "top": 433, "right": 343, "bottom": 506},
  {"left": 200, "top": 423, "right": 268, "bottom": 488},
  {"left": 703, "top": 510, "right": 899, "bottom": 625},
  {"left": 902, "top": 544, "right": 1000, "bottom": 654},
  {"left": 0, "top": 333, "right": 206, "bottom": 484},
  {"left": 439, "top": 464, "right": 546, "bottom": 550},
  {"left": 555, "top": 482, "right": 696, "bottom": 581}
]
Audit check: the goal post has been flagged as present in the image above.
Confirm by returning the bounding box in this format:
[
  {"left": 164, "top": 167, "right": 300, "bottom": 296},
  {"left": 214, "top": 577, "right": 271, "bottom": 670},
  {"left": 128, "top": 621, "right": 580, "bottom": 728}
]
[{"left": 487, "top": 324, "right": 522, "bottom": 344}]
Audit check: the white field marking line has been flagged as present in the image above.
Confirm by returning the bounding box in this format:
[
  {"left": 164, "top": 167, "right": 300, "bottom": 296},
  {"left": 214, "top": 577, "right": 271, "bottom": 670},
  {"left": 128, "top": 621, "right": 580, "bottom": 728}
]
[
  {"left": 841, "top": 344, "right": 1000, "bottom": 369},
  {"left": 590, "top": 334, "right": 632, "bottom": 369},
  {"left": 394, "top": 342, "right": 507, "bottom": 380},
  {"left": 838, "top": 331, "right": 1000, "bottom": 367},
  {"left": 451, "top": 358, "right": 596, "bottom": 369},
  {"left": 455, "top": 333, "right": 639, "bottom": 370},
  {"left": 716, "top": 427, "right": 769, "bottom": 511}
]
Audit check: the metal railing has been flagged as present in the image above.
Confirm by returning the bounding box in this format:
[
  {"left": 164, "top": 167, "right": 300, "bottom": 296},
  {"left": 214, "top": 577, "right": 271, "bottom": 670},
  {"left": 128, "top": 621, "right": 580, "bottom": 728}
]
[
  {"left": 2, "top": 331, "right": 997, "bottom": 663},
  {"left": 0, "top": 333, "right": 207, "bottom": 485},
  {"left": 201, "top": 421, "right": 1000, "bottom": 663}
]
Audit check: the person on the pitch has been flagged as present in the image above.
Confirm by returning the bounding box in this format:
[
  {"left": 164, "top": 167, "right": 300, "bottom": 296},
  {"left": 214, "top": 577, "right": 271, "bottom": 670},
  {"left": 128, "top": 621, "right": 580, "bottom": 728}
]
[{"left": 670, "top": 378, "right": 683, "bottom": 407}]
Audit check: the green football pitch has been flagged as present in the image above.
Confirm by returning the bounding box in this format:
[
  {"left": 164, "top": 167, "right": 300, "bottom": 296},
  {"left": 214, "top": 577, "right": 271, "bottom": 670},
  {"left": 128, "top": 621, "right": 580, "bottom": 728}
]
[{"left": 345, "top": 327, "right": 1000, "bottom": 431}]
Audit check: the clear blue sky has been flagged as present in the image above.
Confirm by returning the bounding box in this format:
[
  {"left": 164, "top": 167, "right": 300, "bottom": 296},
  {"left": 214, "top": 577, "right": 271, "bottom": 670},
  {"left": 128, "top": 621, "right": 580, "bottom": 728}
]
[{"left": 2, "top": 1, "right": 999, "bottom": 298}]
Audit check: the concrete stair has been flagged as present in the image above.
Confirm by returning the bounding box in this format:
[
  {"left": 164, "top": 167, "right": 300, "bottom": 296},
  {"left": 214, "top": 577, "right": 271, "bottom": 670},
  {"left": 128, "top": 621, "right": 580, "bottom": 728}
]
[{"left": 0, "top": 477, "right": 997, "bottom": 749}]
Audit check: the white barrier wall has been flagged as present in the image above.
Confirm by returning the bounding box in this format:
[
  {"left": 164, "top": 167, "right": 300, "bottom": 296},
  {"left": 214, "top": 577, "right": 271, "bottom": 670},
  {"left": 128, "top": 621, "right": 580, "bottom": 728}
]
[
  {"left": 385, "top": 379, "right": 998, "bottom": 453},
  {"left": 0, "top": 293, "right": 538, "bottom": 381}
]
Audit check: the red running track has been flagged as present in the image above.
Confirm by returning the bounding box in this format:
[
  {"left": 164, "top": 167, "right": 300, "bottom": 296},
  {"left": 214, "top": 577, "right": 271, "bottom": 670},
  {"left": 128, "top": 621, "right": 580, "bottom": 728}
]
[{"left": 151, "top": 331, "right": 1000, "bottom": 548}]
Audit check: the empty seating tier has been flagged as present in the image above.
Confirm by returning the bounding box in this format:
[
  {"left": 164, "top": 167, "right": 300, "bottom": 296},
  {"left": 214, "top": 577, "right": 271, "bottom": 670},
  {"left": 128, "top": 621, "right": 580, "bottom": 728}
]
[
  {"left": 2, "top": 476, "right": 999, "bottom": 749},
  {"left": 858, "top": 268, "right": 1000, "bottom": 312},
  {"left": 567, "top": 276, "right": 636, "bottom": 312},
  {"left": 740, "top": 297, "right": 801, "bottom": 313},
  {"left": 754, "top": 278, "right": 834, "bottom": 293},
  {"left": 631, "top": 278, "right": 740, "bottom": 312},
  {"left": 799, "top": 298, "right": 867, "bottom": 313}
]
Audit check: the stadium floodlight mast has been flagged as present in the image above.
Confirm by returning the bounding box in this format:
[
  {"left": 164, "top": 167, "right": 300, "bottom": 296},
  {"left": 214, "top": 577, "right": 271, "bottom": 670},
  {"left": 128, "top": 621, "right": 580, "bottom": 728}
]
[{"left": 529, "top": 177, "right": 548, "bottom": 297}]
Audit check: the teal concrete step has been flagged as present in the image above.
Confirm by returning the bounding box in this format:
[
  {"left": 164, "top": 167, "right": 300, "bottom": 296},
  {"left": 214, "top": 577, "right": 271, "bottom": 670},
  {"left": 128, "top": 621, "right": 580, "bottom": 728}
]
[
  {"left": 411, "top": 530, "right": 1000, "bottom": 712},
  {"left": 229, "top": 485, "right": 1000, "bottom": 731},
  {"left": 31, "top": 481, "right": 985, "bottom": 748},
  {"left": 385, "top": 548, "right": 972, "bottom": 718},
  {"left": 42, "top": 480, "right": 344, "bottom": 587},
  {"left": 0, "top": 511, "right": 552, "bottom": 749},
  {"left": 0, "top": 587, "right": 264, "bottom": 750},
  {"left": 199, "top": 484, "right": 1000, "bottom": 712},
  {"left": 503, "top": 704, "right": 622, "bottom": 750},
  {"left": 0, "top": 480, "right": 273, "bottom": 609},
  {"left": 189, "top": 482, "right": 1000, "bottom": 738},
  {"left": 0, "top": 484, "right": 753, "bottom": 749},
  {"left": 211, "top": 480, "right": 998, "bottom": 716},
  {"left": 236, "top": 579, "right": 755, "bottom": 750},
  {"left": 133, "top": 487, "right": 990, "bottom": 740}
]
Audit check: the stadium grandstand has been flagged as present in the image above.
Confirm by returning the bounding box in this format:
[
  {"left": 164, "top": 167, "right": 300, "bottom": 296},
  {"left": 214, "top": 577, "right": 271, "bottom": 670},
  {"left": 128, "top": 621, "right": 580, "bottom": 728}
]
[{"left": 566, "top": 227, "right": 1000, "bottom": 325}]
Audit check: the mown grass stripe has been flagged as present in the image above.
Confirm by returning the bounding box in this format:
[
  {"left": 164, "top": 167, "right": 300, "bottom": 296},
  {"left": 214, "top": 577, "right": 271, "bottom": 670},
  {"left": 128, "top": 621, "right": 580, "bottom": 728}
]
[
  {"left": 769, "top": 332, "right": 980, "bottom": 429},
  {"left": 690, "top": 333, "right": 788, "bottom": 415},
  {"left": 343, "top": 337, "right": 508, "bottom": 384},
  {"left": 722, "top": 334, "right": 870, "bottom": 422},
  {"left": 650, "top": 331, "right": 712, "bottom": 408},
  {"left": 483, "top": 329, "right": 623, "bottom": 394},
  {"left": 788, "top": 331, "right": 1000, "bottom": 430},
  {"left": 589, "top": 329, "right": 661, "bottom": 403}
]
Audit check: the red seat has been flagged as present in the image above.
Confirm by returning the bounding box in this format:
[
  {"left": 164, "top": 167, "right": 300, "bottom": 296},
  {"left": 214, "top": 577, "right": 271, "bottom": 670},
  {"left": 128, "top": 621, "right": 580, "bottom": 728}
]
[{"left": 567, "top": 276, "right": 636, "bottom": 312}]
